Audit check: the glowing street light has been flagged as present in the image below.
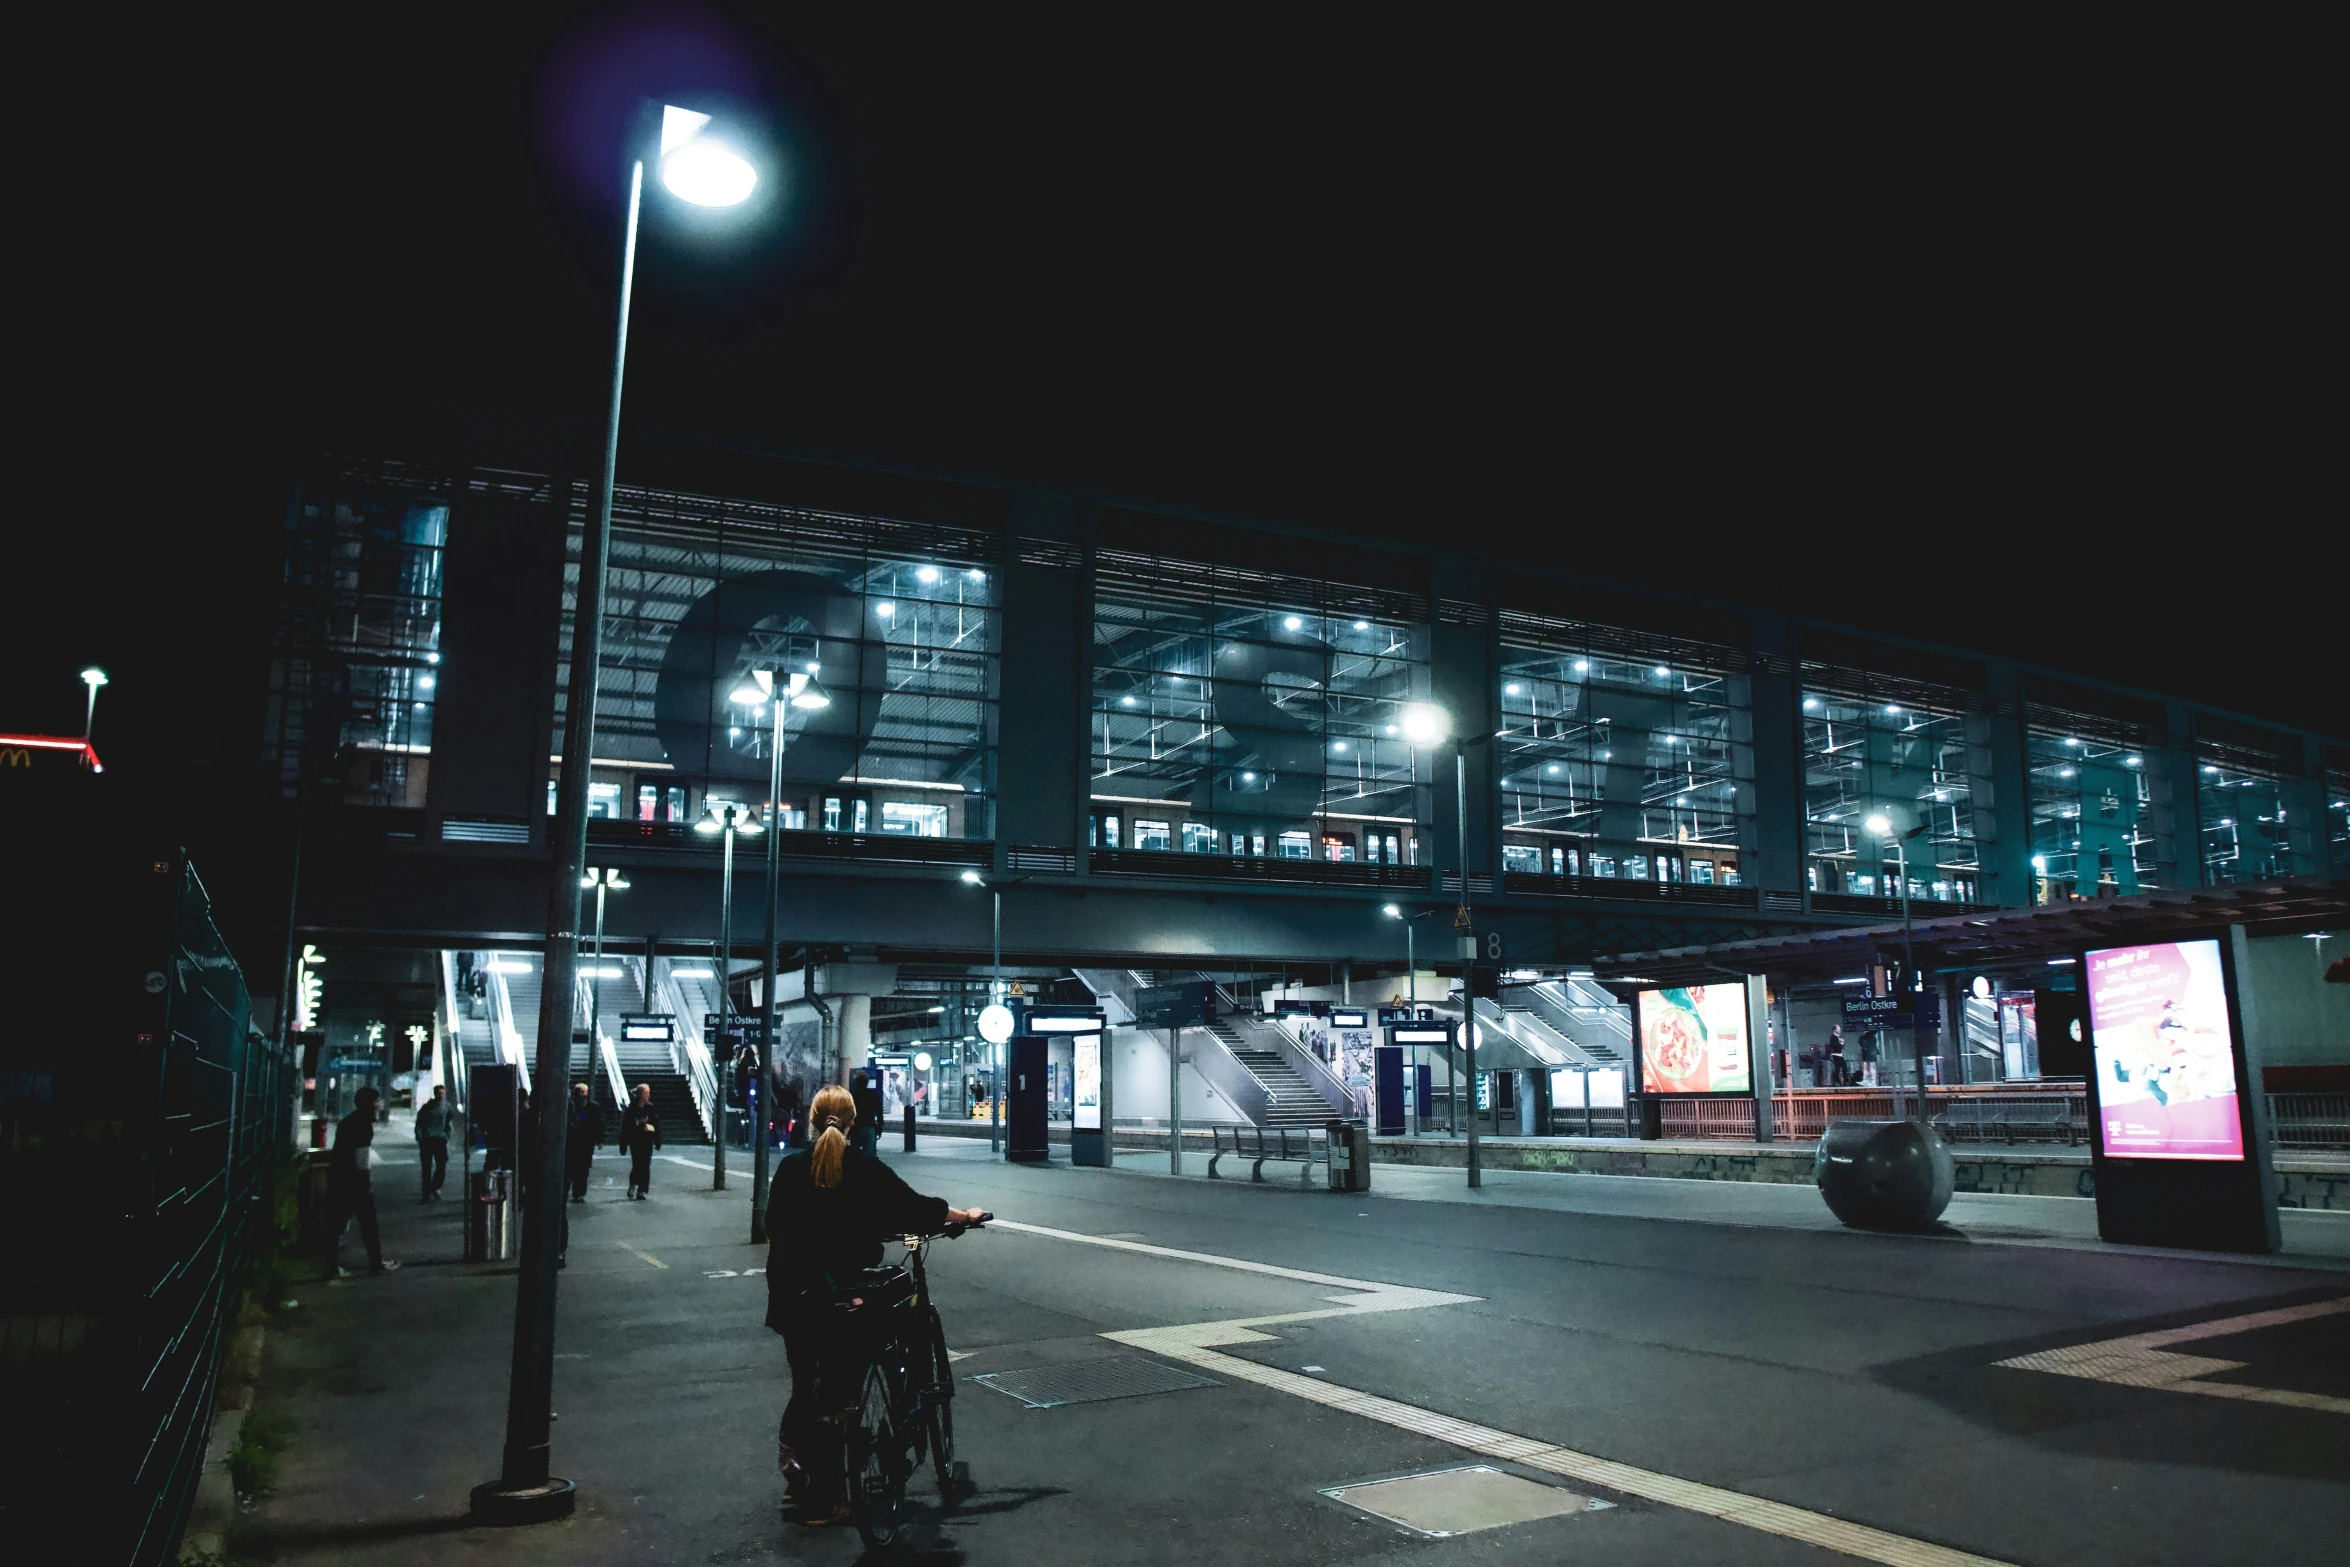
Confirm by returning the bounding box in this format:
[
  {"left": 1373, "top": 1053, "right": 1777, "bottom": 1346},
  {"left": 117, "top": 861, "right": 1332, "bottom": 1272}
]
[
  {"left": 80, "top": 666, "right": 107, "bottom": 741},
  {"left": 484, "top": 98, "right": 767, "bottom": 1527}
]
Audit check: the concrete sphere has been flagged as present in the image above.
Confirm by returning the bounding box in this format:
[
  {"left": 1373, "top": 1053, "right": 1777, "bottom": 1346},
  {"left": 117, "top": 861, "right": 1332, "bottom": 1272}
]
[{"left": 1814, "top": 1119, "right": 1956, "bottom": 1230}]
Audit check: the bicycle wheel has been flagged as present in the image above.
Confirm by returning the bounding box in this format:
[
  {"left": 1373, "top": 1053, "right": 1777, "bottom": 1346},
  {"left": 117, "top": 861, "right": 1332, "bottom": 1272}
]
[
  {"left": 846, "top": 1363, "right": 906, "bottom": 1550},
  {"left": 928, "top": 1306, "right": 960, "bottom": 1501}
]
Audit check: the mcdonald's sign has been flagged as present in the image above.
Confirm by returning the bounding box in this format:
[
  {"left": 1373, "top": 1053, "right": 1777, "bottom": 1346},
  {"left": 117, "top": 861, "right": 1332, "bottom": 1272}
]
[{"left": 0, "top": 734, "right": 104, "bottom": 773}]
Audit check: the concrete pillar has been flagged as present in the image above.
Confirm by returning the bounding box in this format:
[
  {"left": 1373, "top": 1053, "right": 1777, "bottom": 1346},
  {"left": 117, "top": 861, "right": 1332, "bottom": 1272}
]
[
  {"left": 835, "top": 994, "right": 872, "bottom": 1086},
  {"left": 2161, "top": 699, "right": 2205, "bottom": 889},
  {"left": 1746, "top": 613, "right": 1803, "bottom": 895},
  {"left": 1982, "top": 661, "right": 2032, "bottom": 907}
]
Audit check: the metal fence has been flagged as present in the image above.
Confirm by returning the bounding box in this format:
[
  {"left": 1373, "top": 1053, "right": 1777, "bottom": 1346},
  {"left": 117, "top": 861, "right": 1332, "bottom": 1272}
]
[
  {"left": 1, "top": 850, "right": 294, "bottom": 1567},
  {"left": 1610, "top": 1088, "right": 2350, "bottom": 1151},
  {"left": 2269, "top": 1093, "right": 2350, "bottom": 1149}
]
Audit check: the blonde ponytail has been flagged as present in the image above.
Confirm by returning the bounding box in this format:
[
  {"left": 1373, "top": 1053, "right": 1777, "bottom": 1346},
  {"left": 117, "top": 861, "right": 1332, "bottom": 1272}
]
[{"left": 808, "top": 1084, "right": 856, "bottom": 1189}]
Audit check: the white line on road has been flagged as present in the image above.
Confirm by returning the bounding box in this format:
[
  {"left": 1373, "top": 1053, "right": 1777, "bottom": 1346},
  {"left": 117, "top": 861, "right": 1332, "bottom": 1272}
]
[
  {"left": 997, "top": 1220, "right": 2014, "bottom": 1567},
  {"left": 1996, "top": 1295, "right": 2350, "bottom": 1415},
  {"left": 616, "top": 1242, "right": 667, "bottom": 1270}
]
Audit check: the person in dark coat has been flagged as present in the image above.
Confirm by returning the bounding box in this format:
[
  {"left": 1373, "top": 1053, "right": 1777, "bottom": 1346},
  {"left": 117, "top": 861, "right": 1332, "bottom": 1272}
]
[
  {"left": 566, "top": 1083, "right": 604, "bottom": 1202},
  {"left": 619, "top": 1083, "right": 662, "bottom": 1199},
  {"left": 325, "top": 1087, "right": 395, "bottom": 1277},
  {"left": 776, "top": 1079, "right": 803, "bottom": 1151},
  {"left": 765, "top": 1085, "right": 982, "bottom": 1526},
  {"left": 413, "top": 1084, "right": 453, "bottom": 1201}
]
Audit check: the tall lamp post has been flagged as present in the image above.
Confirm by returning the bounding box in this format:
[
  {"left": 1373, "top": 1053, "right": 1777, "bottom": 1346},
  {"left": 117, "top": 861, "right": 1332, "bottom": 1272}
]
[
  {"left": 80, "top": 666, "right": 107, "bottom": 744},
  {"left": 580, "top": 868, "right": 630, "bottom": 1061},
  {"left": 698, "top": 800, "right": 763, "bottom": 1187},
  {"left": 1401, "top": 701, "right": 1487, "bottom": 1187},
  {"left": 1384, "top": 903, "right": 1441, "bottom": 1135},
  {"left": 739, "top": 666, "right": 829, "bottom": 1244},
  {"left": 1864, "top": 813, "right": 1931, "bottom": 1119},
  {"left": 961, "top": 869, "right": 1021, "bottom": 1158},
  {"left": 475, "top": 101, "right": 763, "bottom": 1526}
]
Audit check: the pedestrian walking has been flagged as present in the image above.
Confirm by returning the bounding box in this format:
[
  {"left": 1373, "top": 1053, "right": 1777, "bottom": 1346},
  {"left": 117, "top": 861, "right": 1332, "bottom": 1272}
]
[
  {"left": 326, "top": 1086, "right": 395, "bottom": 1277},
  {"left": 619, "top": 1083, "right": 662, "bottom": 1198},
  {"left": 566, "top": 1082, "right": 604, "bottom": 1202},
  {"left": 413, "top": 1084, "right": 453, "bottom": 1201},
  {"left": 777, "top": 1079, "right": 803, "bottom": 1151}
]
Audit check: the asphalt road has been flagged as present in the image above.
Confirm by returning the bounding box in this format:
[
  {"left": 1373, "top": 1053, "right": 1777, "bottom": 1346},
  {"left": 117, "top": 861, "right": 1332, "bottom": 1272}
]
[{"left": 238, "top": 1140, "right": 2350, "bottom": 1566}]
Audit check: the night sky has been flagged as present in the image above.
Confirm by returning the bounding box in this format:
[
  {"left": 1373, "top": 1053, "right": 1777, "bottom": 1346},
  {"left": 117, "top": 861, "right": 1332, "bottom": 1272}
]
[{"left": 7, "top": 10, "right": 2337, "bottom": 828}]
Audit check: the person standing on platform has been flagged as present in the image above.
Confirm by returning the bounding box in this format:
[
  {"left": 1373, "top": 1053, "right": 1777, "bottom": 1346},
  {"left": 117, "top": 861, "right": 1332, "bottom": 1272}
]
[
  {"left": 566, "top": 1083, "right": 604, "bottom": 1202},
  {"left": 620, "top": 1083, "right": 662, "bottom": 1199},
  {"left": 1827, "top": 1026, "right": 1850, "bottom": 1087},
  {"left": 326, "top": 1086, "right": 395, "bottom": 1277},
  {"left": 413, "top": 1084, "right": 452, "bottom": 1202}
]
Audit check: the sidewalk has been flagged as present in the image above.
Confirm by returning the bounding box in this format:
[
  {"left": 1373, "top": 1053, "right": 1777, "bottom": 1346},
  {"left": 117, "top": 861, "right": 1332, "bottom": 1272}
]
[{"left": 908, "top": 1134, "right": 2350, "bottom": 1267}]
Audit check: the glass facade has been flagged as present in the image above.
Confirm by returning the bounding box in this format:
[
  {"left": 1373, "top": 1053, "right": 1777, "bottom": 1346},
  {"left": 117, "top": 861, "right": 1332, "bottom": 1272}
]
[
  {"left": 1802, "top": 679, "right": 1983, "bottom": 903},
  {"left": 1091, "top": 552, "right": 1431, "bottom": 861},
  {"left": 2026, "top": 720, "right": 2166, "bottom": 901},
  {"left": 1495, "top": 633, "right": 1753, "bottom": 885},
  {"left": 2330, "top": 766, "right": 2349, "bottom": 873},
  {"left": 264, "top": 479, "right": 447, "bottom": 807},
  {"left": 2196, "top": 744, "right": 2300, "bottom": 884},
  {"left": 557, "top": 491, "right": 999, "bottom": 839}
]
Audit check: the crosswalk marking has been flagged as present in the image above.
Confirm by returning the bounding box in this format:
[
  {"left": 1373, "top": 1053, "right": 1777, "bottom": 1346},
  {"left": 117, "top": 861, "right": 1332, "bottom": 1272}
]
[{"left": 1996, "top": 1295, "right": 2350, "bottom": 1415}]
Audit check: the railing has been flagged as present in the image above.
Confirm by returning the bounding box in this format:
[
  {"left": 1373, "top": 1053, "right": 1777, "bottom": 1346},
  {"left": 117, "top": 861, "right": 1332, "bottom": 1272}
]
[
  {"left": 2270, "top": 1093, "right": 2350, "bottom": 1149},
  {"left": 1501, "top": 873, "right": 1760, "bottom": 910},
  {"left": 2, "top": 853, "right": 297, "bottom": 1567},
  {"left": 1093, "top": 849, "right": 1428, "bottom": 889},
  {"left": 437, "top": 949, "right": 467, "bottom": 1119},
  {"left": 1656, "top": 1097, "right": 1768, "bottom": 1140},
  {"left": 586, "top": 820, "right": 992, "bottom": 867},
  {"left": 1809, "top": 891, "right": 2001, "bottom": 918},
  {"left": 1185, "top": 1026, "right": 1276, "bottom": 1125},
  {"left": 488, "top": 968, "right": 527, "bottom": 1069},
  {"left": 598, "top": 1033, "right": 627, "bottom": 1110},
  {"left": 1248, "top": 1014, "right": 1355, "bottom": 1116}
]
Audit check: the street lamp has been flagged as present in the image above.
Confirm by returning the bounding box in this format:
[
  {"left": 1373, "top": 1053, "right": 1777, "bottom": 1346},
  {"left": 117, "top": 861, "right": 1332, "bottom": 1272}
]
[
  {"left": 80, "top": 667, "right": 107, "bottom": 742},
  {"left": 1385, "top": 903, "right": 1444, "bottom": 1136},
  {"left": 740, "top": 666, "right": 829, "bottom": 1245},
  {"left": 961, "top": 868, "right": 1019, "bottom": 1157},
  {"left": 1864, "top": 812, "right": 1931, "bottom": 1118},
  {"left": 578, "top": 868, "right": 630, "bottom": 1062},
  {"left": 697, "top": 799, "right": 761, "bottom": 1190},
  {"left": 481, "top": 101, "right": 763, "bottom": 1526},
  {"left": 1402, "top": 701, "right": 1488, "bottom": 1185}
]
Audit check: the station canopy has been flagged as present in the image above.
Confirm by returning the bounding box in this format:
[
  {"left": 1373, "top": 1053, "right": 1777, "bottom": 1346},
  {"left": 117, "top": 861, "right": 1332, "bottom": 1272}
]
[{"left": 1590, "top": 878, "right": 2349, "bottom": 992}]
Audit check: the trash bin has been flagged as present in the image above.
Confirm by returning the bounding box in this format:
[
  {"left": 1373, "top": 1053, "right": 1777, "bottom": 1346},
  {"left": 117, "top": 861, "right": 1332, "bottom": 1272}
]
[
  {"left": 466, "top": 1167, "right": 513, "bottom": 1262},
  {"left": 1326, "top": 1119, "right": 1372, "bottom": 1193},
  {"left": 295, "top": 1149, "right": 335, "bottom": 1251},
  {"left": 1814, "top": 1120, "right": 1954, "bottom": 1230}
]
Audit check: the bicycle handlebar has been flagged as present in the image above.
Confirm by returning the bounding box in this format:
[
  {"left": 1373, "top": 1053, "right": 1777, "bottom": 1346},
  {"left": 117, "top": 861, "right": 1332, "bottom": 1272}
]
[{"left": 938, "top": 1210, "right": 993, "bottom": 1238}]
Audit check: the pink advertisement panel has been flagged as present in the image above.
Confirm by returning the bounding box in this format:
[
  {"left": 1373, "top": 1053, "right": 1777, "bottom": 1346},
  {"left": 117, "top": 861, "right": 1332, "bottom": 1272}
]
[{"left": 2085, "top": 939, "right": 2244, "bottom": 1162}]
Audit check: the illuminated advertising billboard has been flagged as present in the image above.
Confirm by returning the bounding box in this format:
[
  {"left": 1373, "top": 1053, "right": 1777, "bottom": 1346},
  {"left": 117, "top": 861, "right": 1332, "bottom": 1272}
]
[
  {"left": 1073, "top": 1037, "right": 1102, "bottom": 1131},
  {"left": 2085, "top": 939, "right": 2244, "bottom": 1161},
  {"left": 1636, "top": 984, "right": 1751, "bottom": 1095}
]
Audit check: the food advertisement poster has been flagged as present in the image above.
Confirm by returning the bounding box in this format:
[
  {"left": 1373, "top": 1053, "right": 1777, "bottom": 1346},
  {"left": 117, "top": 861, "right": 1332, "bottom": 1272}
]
[
  {"left": 1637, "top": 984, "right": 1751, "bottom": 1095},
  {"left": 1073, "top": 1037, "right": 1102, "bottom": 1131},
  {"left": 2086, "top": 939, "right": 2243, "bottom": 1161}
]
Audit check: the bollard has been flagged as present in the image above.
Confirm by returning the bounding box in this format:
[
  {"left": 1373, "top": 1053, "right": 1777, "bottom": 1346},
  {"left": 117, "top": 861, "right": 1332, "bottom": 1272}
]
[
  {"left": 903, "top": 1104, "right": 917, "bottom": 1153},
  {"left": 1814, "top": 1120, "right": 1955, "bottom": 1230}
]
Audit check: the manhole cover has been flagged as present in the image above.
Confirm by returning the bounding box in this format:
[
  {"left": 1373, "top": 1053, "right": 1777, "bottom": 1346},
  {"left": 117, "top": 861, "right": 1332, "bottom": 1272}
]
[
  {"left": 1322, "top": 1466, "right": 1610, "bottom": 1537},
  {"left": 970, "top": 1356, "right": 1218, "bottom": 1408}
]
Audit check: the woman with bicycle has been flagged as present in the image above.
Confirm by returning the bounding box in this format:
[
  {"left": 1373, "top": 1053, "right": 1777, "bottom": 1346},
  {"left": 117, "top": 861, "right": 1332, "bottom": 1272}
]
[{"left": 765, "top": 1083, "right": 984, "bottom": 1528}]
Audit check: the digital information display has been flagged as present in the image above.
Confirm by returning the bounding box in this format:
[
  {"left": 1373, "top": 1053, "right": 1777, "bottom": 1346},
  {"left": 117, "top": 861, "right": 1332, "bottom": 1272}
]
[
  {"left": 1073, "top": 1036, "right": 1103, "bottom": 1131},
  {"left": 2086, "top": 939, "right": 2245, "bottom": 1161},
  {"left": 1636, "top": 984, "right": 1751, "bottom": 1095}
]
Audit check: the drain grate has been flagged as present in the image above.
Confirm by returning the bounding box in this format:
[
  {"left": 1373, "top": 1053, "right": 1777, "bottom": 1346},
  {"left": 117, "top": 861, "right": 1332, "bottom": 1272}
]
[{"left": 971, "top": 1356, "right": 1219, "bottom": 1408}]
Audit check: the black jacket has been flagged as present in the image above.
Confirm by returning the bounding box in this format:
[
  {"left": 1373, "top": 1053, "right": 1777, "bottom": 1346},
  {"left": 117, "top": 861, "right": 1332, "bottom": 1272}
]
[
  {"left": 566, "top": 1101, "right": 604, "bottom": 1162},
  {"left": 619, "top": 1103, "right": 661, "bottom": 1152},
  {"left": 763, "top": 1148, "right": 948, "bottom": 1330}
]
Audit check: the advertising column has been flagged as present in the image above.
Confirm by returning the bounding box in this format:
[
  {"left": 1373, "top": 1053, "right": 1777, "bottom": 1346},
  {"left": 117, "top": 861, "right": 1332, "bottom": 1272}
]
[
  {"left": 1637, "top": 982, "right": 1753, "bottom": 1140},
  {"left": 2082, "top": 933, "right": 2278, "bottom": 1252}
]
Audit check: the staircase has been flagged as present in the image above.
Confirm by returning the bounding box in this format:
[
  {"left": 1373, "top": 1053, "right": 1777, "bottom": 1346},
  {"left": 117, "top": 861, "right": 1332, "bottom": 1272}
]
[
  {"left": 610, "top": 1035, "right": 709, "bottom": 1148},
  {"left": 1523, "top": 979, "right": 1631, "bottom": 1069},
  {"left": 1204, "top": 1020, "right": 1336, "bottom": 1128}
]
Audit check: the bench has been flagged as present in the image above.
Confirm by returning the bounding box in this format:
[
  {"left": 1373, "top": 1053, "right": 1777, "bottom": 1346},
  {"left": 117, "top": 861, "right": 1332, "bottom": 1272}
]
[
  {"left": 1207, "top": 1125, "right": 1327, "bottom": 1184},
  {"left": 1933, "top": 1097, "right": 2079, "bottom": 1146}
]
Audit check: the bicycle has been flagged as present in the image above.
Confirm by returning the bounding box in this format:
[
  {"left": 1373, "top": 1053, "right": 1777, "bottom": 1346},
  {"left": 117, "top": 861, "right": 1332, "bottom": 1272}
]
[{"left": 835, "top": 1211, "right": 990, "bottom": 1550}]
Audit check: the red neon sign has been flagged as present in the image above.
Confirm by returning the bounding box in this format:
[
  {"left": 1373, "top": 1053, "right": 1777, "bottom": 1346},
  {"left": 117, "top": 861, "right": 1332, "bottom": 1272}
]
[{"left": 0, "top": 733, "right": 105, "bottom": 773}]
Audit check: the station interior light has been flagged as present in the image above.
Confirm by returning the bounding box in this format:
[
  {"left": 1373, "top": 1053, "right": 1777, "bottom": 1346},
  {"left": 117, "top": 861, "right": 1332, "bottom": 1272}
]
[
  {"left": 916, "top": 565, "right": 939, "bottom": 583},
  {"left": 961, "top": 868, "right": 984, "bottom": 885},
  {"left": 1399, "top": 703, "right": 1449, "bottom": 746},
  {"left": 789, "top": 674, "right": 832, "bottom": 710},
  {"left": 1382, "top": 904, "right": 1402, "bottom": 918},
  {"left": 1864, "top": 814, "right": 1892, "bottom": 836},
  {"left": 81, "top": 667, "right": 108, "bottom": 688}
]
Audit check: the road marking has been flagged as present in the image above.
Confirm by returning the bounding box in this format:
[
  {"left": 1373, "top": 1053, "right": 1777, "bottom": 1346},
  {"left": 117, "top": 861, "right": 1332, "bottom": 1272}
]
[
  {"left": 1996, "top": 1295, "right": 2350, "bottom": 1415},
  {"left": 657, "top": 1155, "right": 713, "bottom": 1170},
  {"left": 998, "top": 1221, "right": 2013, "bottom": 1567},
  {"left": 616, "top": 1242, "right": 667, "bottom": 1270}
]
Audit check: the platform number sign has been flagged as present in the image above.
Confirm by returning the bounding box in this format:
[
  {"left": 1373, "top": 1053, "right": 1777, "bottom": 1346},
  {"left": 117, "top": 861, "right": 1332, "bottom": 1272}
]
[{"left": 1481, "top": 931, "right": 1505, "bottom": 963}]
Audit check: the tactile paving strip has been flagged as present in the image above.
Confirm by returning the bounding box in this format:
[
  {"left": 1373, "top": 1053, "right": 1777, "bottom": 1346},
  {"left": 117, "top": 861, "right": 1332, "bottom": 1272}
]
[{"left": 970, "top": 1356, "right": 1219, "bottom": 1408}]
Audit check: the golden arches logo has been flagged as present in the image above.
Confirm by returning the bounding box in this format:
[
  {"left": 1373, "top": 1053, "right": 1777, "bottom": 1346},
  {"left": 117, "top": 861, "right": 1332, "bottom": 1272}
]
[{"left": 0, "top": 747, "right": 32, "bottom": 768}]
